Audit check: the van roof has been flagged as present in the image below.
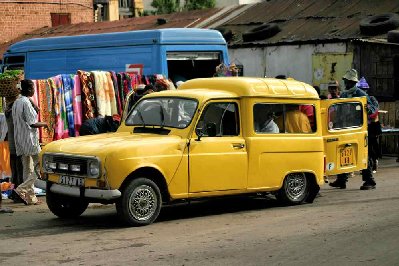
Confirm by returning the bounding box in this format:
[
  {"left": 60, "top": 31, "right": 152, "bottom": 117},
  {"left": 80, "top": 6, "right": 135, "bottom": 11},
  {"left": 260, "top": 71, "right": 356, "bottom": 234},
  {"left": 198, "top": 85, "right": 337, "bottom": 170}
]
[
  {"left": 177, "top": 77, "right": 319, "bottom": 99},
  {"left": 6, "top": 28, "right": 226, "bottom": 53}
]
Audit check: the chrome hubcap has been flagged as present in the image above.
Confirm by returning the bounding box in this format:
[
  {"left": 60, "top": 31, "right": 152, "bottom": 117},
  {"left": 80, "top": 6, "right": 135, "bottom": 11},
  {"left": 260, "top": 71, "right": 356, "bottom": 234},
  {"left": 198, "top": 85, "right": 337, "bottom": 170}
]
[
  {"left": 286, "top": 173, "right": 307, "bottom": 200},
  {"left": 128, "top": 185, "right": 157, "bottom": 221}
]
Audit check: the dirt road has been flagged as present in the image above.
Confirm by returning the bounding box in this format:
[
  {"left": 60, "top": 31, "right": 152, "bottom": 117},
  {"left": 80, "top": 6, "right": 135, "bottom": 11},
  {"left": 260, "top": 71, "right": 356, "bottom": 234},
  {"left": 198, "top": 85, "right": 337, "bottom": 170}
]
[{"left": 1, "top": 158, "right": 399, "bottom": 265}]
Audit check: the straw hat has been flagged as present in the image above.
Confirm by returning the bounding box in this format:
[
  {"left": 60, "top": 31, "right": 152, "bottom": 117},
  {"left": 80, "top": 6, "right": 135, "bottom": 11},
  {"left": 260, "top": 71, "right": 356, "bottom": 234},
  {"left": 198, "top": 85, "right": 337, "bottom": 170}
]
[{"left": 343, "top": 69, "right": 359, "bottom": 82}]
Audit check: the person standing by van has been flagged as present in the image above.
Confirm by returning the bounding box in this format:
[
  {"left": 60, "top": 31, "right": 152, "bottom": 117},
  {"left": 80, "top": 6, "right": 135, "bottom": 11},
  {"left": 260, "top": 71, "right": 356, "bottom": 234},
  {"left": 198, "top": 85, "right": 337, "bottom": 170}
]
[
  {"left": 4, "top": 96, "right": 24, "bottom": 203},
  {"left": 12, "top": 80, "right": 48, "bottom": 204},
  {"left": 340, "top": 69, "right": 378, "bottom": 190},
  {"left": 356, "top": 77, "right": 382, "bottom": 173},
  {"left": 328, "top": 80, "right": 352, "bottom": 189}
]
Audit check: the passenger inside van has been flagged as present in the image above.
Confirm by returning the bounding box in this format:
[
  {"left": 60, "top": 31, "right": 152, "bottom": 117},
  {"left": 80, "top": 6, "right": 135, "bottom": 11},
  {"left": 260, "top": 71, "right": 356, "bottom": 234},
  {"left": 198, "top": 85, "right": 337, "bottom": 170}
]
[
  {"left": 276, "top": 104, "right": 312, "bottom": 133},
  {"left": 253, "top": 104, "right": 279, "bottom": 133}
]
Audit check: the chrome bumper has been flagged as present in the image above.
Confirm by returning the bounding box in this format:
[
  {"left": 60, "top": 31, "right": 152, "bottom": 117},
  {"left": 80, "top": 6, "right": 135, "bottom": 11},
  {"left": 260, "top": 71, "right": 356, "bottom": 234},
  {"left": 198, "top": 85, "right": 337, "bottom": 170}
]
[{"left": 35, "top": 179, "right": 121, "bottom": 200}]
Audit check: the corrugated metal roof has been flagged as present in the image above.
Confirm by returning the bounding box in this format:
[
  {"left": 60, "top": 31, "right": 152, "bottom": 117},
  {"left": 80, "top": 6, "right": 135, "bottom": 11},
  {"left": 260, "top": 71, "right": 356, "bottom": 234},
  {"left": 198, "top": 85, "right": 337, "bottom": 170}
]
[
  {"left": 1, "top": 0, "right": 399, "bottom": 59},
  {"left": 225, "top": 0, "right": 399, "bottom": 46}
]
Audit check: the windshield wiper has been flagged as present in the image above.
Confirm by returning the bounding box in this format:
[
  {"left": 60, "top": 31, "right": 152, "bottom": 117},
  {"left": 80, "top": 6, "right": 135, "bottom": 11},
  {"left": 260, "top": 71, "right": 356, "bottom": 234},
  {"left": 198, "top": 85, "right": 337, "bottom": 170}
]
[
  {"left": 159, "top": 105, "right": 165, "bottom": 128},
  {"left": 137, "top": 108, "right": 146, "bottom": 127}
]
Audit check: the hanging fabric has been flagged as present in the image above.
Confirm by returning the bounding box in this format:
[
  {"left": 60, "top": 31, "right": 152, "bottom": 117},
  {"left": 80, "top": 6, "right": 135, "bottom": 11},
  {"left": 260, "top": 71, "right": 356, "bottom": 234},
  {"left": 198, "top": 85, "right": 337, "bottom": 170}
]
[
  {"left": 37, "top": 79, "right": 55, "bottom": 144},
  {"left": 49, "top": 75, "right": 69, "bottom": 140},
  {"left": 62, "top": 74, "right": 75, "bottom": 137},
  {"left": 73, "top": 75, "right": 82, "bottom": 136},
  {"left": 77, "top": 70, "right": 98, "bottom": 121}
]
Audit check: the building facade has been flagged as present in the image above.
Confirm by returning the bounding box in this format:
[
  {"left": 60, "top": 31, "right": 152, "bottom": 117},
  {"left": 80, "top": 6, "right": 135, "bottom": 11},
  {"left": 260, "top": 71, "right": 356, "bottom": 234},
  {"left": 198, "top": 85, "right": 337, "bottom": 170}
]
[{"left": 0, "top": 0, "right": 93, "bottom": 44}]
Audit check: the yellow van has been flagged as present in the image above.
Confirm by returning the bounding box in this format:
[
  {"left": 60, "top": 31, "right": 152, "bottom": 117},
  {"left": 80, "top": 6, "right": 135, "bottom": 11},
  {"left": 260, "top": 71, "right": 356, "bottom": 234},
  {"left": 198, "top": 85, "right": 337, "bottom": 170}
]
[{"left": 39, "top": 77, "right": 368, "bottom": 226}]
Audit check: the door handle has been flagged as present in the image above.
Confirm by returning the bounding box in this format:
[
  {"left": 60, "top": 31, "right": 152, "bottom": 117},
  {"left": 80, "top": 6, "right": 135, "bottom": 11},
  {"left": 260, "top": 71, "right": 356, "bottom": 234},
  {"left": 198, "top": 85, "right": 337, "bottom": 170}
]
[
  {"left": 232, "top": 143, "right": 245, "bottom": 149},
  {"left": 345, "top": 143, "right": 352, "bottom": 147}
]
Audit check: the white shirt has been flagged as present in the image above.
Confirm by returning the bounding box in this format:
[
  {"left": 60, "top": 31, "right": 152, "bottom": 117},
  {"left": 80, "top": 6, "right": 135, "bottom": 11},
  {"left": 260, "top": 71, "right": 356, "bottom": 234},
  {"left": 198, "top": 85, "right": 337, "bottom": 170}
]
[
  {"left": 0, "top": 113, "right": 7, "bottom": 141},
  {"left": 12, "top": 95, "right": 41, "bottom": 156}
]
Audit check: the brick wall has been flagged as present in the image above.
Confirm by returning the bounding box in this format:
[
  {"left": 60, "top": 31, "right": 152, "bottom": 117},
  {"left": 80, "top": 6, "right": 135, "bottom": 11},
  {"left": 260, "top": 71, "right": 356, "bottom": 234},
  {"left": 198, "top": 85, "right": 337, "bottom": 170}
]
[{"left": 0, "top": 0, "right": 94, "bottom": 43}]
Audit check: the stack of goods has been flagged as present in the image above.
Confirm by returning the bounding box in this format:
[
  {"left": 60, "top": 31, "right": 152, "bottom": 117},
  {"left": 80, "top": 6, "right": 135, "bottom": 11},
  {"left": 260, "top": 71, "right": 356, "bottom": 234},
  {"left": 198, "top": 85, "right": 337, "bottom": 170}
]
[{"left": 0, "top": 70, "right": 24, "bottom": 97}]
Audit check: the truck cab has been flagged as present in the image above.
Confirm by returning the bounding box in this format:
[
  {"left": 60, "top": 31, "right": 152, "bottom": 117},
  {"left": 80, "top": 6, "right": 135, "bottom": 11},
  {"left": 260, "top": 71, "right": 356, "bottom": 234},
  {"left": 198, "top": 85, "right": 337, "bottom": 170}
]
[{"left": 39, "top": 77, "right": 368, "bottom": 226}]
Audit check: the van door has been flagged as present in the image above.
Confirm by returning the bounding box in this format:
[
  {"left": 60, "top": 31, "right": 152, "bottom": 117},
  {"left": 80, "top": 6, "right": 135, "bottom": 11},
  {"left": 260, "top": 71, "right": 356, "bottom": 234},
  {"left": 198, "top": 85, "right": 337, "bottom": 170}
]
[
  {"left": 320, "top": 97, "right": 368, "bottom": 176},
  {"left": 188, "top": 100, "right": 247, "bottom": 193}
]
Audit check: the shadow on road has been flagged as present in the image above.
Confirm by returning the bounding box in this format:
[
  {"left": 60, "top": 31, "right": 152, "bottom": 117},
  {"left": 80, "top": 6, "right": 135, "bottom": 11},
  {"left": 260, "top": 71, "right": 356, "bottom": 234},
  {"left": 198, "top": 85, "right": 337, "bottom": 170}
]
[{"left": 2, "top": 194, "right": 292, "bottom": 239}]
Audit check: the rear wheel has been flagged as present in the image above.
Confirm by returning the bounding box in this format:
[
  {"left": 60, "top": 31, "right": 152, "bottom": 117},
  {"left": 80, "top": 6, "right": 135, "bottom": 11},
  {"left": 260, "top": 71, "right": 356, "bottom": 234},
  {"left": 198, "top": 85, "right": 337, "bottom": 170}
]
[
  {"left": 46, "top": 190, "right": 89, "bottom": 218},
  {"left": 276, "top": 173, "right": 309, "bottom": 205},
  {"left": 116, "top": 178, "right": 162, "bottom": 226}
]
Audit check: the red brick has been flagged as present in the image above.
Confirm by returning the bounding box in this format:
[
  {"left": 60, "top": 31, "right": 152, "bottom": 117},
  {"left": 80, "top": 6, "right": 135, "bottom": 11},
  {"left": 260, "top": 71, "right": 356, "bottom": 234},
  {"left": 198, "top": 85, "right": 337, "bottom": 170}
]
[{"left": 0, "top": 2, "right": 93, "bottom": 43}]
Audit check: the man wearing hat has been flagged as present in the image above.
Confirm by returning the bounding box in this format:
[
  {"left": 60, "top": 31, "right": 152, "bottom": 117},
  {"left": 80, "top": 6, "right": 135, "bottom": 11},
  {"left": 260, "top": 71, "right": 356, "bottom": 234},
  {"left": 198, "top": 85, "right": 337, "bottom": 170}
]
[
  {"left": 327, "top": 80, "right": 340, "bottom": 99},
  {"left": 330, "top": 69, "right": 378, "bottom": 190},
  {"left": 357, "top": 76, "right": 382, "bottom": 174}
]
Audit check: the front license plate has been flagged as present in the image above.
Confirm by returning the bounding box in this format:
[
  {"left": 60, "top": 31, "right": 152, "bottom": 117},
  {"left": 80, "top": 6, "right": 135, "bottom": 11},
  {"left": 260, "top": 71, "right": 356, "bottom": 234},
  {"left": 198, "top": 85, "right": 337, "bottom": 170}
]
[
  {"left": 60, "top": 175, "right": 84, "bottom": 187},
  {"left": 340, "top": 147, "right": 354, "bottom": 167}
]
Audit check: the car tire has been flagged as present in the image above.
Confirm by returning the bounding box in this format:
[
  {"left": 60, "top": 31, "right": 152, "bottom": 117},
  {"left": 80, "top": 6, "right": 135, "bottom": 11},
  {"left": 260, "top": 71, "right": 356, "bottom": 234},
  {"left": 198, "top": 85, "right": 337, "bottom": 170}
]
[
  {"left": 242, "top": 23, "right": 281, "bottom": 42},
  {"left": 359, "top": 13, "right": 399, "bottom": 35},
  {"left": 46, "top": 190, "right": 89, "bottom": 218},
  {"left": 276, "top": 173, "right": 309, "bottom": 205},
  {"left": 116, "top": 178, "right": 162, "bottom": 226}
]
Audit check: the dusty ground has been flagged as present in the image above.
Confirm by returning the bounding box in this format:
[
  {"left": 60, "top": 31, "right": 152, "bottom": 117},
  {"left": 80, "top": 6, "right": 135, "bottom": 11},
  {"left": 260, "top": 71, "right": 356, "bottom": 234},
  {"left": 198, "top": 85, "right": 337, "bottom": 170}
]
[{"left": 1, "top": 157, "right": 399, "bottom": 265}]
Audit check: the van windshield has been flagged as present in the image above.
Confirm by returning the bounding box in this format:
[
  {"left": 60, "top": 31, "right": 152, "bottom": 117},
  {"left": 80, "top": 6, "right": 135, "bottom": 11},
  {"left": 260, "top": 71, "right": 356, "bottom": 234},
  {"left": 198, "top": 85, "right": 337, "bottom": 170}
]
[{"left": 125, "top": 97, "right": 198, "bottom": 129}]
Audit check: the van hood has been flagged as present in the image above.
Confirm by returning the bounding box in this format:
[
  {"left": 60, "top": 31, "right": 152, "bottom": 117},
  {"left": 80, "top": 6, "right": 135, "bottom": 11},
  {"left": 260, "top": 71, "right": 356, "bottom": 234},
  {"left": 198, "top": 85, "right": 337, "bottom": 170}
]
[{"left": 42, "top": 132, "right": 184, "bottom": 157}]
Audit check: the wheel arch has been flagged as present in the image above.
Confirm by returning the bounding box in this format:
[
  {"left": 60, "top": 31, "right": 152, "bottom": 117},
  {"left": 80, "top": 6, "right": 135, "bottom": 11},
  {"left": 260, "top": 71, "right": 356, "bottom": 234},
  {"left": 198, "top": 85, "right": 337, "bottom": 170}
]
[{"left": 119, "top": 167, "right": 170, "bottom": 203}]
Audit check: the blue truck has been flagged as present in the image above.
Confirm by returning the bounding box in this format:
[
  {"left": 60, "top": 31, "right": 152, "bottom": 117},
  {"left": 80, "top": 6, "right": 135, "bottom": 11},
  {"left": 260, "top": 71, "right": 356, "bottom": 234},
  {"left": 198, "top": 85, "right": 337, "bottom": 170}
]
[{"left": 2, "top": 28, "right": 230, "bottom": 82}]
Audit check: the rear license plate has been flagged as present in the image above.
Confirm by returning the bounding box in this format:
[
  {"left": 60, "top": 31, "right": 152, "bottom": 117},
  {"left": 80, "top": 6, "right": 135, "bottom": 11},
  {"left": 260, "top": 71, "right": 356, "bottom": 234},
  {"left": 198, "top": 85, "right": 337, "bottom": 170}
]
[
  {"left": 340, "top": 147, "right": 354, "bottom": 167},
  {"left": 60, "top": 175, "right": 84, "bottom": 187}
]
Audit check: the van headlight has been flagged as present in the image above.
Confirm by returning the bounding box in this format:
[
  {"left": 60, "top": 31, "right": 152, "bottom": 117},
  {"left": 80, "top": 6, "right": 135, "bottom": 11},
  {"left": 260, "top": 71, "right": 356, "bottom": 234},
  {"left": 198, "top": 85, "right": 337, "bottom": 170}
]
[
  {"left": 88, "top": 159, "right": 100, "bottom": 178},
  {"left": 42, "top": 154, "right": 55, "bottom": 173}
]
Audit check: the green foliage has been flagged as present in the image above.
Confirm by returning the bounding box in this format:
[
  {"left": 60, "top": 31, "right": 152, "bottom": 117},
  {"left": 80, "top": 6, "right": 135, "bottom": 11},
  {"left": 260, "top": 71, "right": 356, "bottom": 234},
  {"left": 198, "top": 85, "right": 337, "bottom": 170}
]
[
  {"left": 151, "top": 0, "right": 179, "bottom": 14},
  {"left": 184, "top": 0, "right": 215, "bottom": 10},
  {"left": 0, "top": 70, "right": 23, "bottom": 80}
]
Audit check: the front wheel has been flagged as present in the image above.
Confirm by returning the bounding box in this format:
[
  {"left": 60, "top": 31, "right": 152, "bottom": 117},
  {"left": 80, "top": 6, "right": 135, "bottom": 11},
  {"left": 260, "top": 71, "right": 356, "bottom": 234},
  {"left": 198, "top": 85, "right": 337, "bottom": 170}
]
[
  {"left": 116, "top": 178, "right": 162, "bottom": 226},
  {"left": 46, "top": 190, "right": 89, "bottom": 218},
  {"left": 276, "top": 173, "right": 309, "bottom": 205}
]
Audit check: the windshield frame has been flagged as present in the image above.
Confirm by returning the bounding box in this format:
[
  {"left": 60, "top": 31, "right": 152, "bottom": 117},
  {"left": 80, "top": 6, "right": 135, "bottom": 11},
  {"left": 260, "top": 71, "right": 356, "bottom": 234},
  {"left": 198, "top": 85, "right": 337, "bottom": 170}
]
[{"left": 125, "top": 96, "right": 199, "bottom": 129}]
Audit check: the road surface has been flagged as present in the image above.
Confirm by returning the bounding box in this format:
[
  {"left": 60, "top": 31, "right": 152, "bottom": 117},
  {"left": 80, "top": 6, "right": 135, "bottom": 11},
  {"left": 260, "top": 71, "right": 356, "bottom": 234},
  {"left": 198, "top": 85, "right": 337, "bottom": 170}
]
[{"left": 1, "top": 157, "right": 398, "bottom": 265}]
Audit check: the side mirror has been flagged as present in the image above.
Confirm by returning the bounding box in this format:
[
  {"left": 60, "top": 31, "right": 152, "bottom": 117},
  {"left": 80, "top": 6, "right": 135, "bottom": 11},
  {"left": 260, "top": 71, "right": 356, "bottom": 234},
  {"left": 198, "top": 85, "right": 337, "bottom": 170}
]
[
  {"left": 206, "top": 122, "right": 217, "bottom": 137},
  {"left": 195, "top": 127, "right": 204, "bottom": 141}
]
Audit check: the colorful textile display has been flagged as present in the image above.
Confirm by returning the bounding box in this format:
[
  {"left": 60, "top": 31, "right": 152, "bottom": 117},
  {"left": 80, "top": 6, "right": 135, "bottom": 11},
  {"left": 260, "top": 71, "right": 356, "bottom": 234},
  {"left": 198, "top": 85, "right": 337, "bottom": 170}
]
[{"left": 30, "top": 70, "right": 166, "bottom": 144}]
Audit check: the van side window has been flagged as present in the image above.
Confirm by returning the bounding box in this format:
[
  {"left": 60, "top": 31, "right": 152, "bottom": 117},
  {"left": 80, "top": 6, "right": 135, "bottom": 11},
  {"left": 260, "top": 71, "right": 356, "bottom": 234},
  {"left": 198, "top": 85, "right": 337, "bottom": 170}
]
[
  {"left": 197, "top": 102, "right": 239, "bottom": 137},
  {"left": 328, "top": 102, "right": 363, "bottom": 130},
  {"left": 254, "top": 103, "right": 315, "bottom": 134},
  {"left": 253, "top": 104, "right": 280, "bottom": 133}
]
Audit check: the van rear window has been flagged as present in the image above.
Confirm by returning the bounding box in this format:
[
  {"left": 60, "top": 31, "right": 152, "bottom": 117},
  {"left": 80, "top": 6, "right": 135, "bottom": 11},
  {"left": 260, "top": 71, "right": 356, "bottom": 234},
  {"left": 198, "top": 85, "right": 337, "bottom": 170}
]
[{"left": 328, "top": 102, "right": 363, "bottom": 130}]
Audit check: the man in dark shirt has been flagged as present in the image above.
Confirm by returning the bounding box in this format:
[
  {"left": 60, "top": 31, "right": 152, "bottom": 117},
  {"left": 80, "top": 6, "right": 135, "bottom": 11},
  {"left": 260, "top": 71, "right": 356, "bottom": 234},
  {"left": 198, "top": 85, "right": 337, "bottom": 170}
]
[{"left": 79, "top": 115, "right": 120, "bottom": 136}]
